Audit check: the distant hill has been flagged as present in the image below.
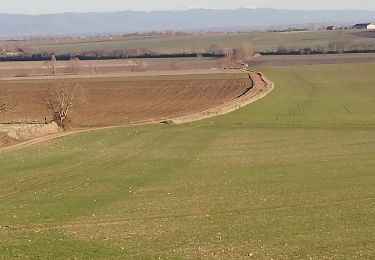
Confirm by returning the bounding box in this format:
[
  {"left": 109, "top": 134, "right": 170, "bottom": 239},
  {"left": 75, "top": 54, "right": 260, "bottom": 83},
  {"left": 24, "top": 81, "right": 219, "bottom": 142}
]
[{"left": 1, "top": 8, "right": 375, "bottom": 37}]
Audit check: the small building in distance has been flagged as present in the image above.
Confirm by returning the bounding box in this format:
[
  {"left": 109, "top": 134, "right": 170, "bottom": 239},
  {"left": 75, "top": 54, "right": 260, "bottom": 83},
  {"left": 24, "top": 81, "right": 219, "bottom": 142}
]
[
  {"left": 352, "top": 23, "right": 375, "bottom": 30},
  {"left": 326, "top": 26, "right": 336, "bottom": 30}
]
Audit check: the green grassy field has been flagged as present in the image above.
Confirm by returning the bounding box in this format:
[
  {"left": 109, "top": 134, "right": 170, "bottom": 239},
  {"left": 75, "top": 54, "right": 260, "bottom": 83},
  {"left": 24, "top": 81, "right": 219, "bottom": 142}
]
[
  {"left": 30, "top": 30, "right": 375, "bottom": 54},
  {"left": 0, "top": 63, "right": 374, "bottom": 259}
]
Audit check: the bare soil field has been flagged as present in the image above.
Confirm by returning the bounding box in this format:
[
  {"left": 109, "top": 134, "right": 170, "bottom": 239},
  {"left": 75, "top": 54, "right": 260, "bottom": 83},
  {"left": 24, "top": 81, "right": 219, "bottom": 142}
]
[
  {"left": 0, "top": 58, "right": 219, "bottom": 78},
  {"left": 172, "top": 72, "right": 272, "bottom": 123},
  {"left": 248, "top": 53, "right": 375, "bottom": 67},
  {"left": 0, "top": 71, "right": 252, "bottom": 127}
]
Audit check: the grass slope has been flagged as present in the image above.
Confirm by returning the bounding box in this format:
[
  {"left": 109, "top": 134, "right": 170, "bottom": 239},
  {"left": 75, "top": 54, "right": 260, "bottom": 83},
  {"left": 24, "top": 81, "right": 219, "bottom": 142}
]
[{"left": 0, "top": 63, "right": 375, "bottom": 259}]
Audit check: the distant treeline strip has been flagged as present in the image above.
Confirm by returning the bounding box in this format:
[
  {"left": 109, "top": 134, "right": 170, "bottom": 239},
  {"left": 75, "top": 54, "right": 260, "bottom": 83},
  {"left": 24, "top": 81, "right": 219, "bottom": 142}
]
[
  {"left": 0, "top": 52, "right": 225, "bottom": 62},
  {"left": 3, "top": 49, "right": 375, "bottom": 62}
]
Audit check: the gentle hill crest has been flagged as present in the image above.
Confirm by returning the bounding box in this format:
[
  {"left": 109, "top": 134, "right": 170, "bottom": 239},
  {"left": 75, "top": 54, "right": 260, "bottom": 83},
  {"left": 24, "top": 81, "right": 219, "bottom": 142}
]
[{"left": 1, "top": 8, "right": 375, "bottom": 37}]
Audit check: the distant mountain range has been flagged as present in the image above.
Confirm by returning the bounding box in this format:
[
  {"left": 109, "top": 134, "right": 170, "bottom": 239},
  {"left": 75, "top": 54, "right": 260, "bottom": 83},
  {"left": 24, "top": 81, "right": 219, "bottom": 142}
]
[{"left": 1, "top": 8, "right": 375, "bottom": 38}]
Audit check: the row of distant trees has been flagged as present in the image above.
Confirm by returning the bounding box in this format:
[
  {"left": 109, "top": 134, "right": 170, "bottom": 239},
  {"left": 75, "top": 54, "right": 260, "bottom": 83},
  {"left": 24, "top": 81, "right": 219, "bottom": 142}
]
[
  {"left": 4, "top": 39, "right": 375, "bottom": 62},
  {"left": 265, "top": 41, "right": 375, "bottom": 55},
  {"left": 47, "top": 55, "right": 85, "bottom": 75},
  {"left": 4, "top": 43, "right": 254, "bottom": 77},
  {"left": 0, "top": 41, "right": 257, "bottom": 61},
  {"left": 0, "top": 45, "right": 226, "bottom": 61}
]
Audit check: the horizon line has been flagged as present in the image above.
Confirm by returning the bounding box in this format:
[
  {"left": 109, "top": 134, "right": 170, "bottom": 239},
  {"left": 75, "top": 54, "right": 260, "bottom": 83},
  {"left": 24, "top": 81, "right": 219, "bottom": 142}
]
[{"left": 1, "top": 7, "right": 375, "bottom": 16}]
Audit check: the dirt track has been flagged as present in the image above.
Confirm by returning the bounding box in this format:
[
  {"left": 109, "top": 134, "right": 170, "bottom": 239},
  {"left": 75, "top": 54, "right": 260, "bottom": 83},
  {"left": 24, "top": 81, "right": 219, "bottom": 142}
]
[
  {"left": 0, "top": 68, "right": 242, "bottom": 81},
  {"left": 0, "top": 71, "right": 273, "bottom": 153}
]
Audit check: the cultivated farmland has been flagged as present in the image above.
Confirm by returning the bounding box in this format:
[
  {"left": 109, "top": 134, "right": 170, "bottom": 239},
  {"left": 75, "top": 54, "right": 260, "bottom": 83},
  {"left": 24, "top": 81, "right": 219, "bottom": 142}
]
[
  {"left": 0, "top": 63, "right": 374, "bottom": 258},
  {"left": 0, "top": 71, "right": 252, "bottom": 126},
  {"left": 27, "top": 30, "right": 375, "bottom": 54}
]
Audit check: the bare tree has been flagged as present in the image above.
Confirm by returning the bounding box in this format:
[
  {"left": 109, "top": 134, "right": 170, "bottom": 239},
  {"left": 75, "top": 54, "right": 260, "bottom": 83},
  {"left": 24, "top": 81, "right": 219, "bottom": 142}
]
[
  {"left": 277, "top": 45, "right": 288, "bottom": 54},
  {"left": 231, "top": 42, "right": 254, "bottom": 63},
  {"left": 44, "top": 53, "right": 57, "bottom": 76},
  {"left": 335, "top": 41, "right": 346, "bottom": 54},
  {"left": 240, "top": 42, "right": 254, "bottom": 59},
  {"left": 207, "top": 44, "right": 224, "bottom": 55},
  {"left": 50, "top": 53, "right": 57, "bottom": 75},
  {"left": 68, "top": 57, "right": 81, "bottom": 74},
  {"left": 46, "top": 81, "right": 85, "bottom": 129},
  {"left": 94, "top": 63, "right": 99, "bottom": 74},
  {"left": 328, "top": 41, "right": 346, "bottom": 54},
  {"left": 89, "top": 63, "right": 100, "bottom": 74},
  {"left": 196, "top": 52, "right": 203, "bottom": 61},
  {"left": 231, "top": 48, "right": 245, "bottom": 62},
  {"left": 316, "top": 45, "right": 327, "bottom": 55},
  {"left": 328, "top": 42, "right": 336, "bottom": 52}
]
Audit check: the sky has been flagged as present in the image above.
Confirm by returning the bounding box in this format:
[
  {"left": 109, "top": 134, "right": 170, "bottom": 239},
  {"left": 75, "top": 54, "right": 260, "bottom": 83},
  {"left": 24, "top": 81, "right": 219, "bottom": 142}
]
[{"left": 2, "top": 0, "right": 375, "bottom": 14}]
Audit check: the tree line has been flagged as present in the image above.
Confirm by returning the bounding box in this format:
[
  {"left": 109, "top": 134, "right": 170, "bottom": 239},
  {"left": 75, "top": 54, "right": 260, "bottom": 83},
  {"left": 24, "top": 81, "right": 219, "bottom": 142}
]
[
  {"left": 0, "top": 42, "right": 258, "bottom": 62},
  {"left": 263, "top": 41, "right": 375, "bottom": 55},
  {"left": 3, "top": 39, "right": 375, "bottom": 62},
  {"left": 0, "top": 48, "right": 226, "bottom": 62}
]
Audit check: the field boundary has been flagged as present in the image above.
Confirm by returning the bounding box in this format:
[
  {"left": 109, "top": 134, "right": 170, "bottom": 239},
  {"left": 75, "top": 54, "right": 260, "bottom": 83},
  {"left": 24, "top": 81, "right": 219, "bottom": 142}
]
[
  {"left": 0, "top": 72, "right": 274, "bottom": 153},
  {"left": 0, "top": 68, "right": 244, "bottom": 82},
  {"left": 170, "top": 71, "right": 274, "bottom": 124}
]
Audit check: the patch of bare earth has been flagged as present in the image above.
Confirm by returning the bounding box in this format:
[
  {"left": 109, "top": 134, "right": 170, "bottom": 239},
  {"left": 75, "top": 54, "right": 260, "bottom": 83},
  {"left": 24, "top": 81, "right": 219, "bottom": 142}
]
[
  {"left": 0, "top": 72, "right": 251, "bottom": 127},
  {"left": 6, "top": 122, "right": 61, "bottom": 141}
]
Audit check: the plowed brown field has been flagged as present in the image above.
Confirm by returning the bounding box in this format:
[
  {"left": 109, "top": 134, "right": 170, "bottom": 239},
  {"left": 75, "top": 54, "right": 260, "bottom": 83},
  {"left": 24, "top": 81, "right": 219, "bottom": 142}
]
[
  {"left": 0, "top": 72, "right": 252, "bottom": 127},
  {"left": 0, "top": 58, "right": 219, "bottom": 78}
]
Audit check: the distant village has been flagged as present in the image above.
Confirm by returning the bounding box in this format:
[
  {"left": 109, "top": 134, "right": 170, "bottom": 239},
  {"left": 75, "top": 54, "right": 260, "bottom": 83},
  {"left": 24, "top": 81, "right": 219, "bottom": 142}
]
[
  {"left": 326, "top": 23, "right": 375, "bottom": 31},
  {"left": 269, "top": 22, "right": 375, "bottom": 33}
]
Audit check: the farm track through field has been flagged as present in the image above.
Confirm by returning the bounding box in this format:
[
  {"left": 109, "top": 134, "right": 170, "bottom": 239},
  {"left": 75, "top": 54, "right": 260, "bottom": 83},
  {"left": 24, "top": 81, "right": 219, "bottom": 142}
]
[{"left": 0, "top": 72, "right": 273, "bottom": 153}]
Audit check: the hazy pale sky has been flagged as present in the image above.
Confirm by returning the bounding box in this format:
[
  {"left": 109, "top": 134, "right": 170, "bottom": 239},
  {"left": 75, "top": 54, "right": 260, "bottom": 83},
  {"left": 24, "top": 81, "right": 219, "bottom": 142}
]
[{"left": 2, "top": 0, "right": 375, "bottom": 14}]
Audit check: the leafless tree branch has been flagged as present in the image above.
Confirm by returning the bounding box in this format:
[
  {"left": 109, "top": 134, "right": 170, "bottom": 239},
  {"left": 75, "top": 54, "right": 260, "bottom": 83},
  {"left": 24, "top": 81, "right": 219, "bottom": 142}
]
[{"left": 46, "top": 81, "right": 85, "bottom": 129}]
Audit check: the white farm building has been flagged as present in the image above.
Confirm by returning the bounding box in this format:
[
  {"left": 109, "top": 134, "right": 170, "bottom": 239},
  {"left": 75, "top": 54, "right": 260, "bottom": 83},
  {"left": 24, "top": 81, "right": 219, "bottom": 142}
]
[{"left": 352, "top": 23, "right": 375, "bottom": 30}]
